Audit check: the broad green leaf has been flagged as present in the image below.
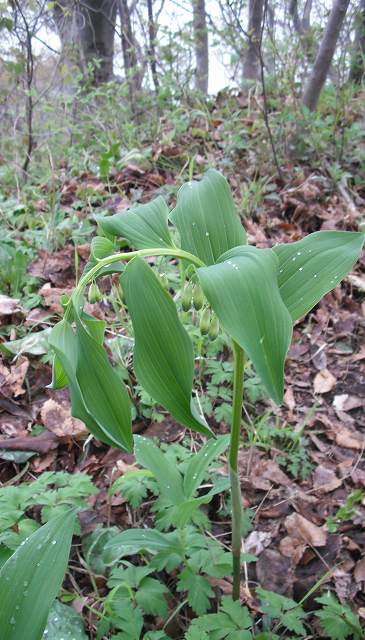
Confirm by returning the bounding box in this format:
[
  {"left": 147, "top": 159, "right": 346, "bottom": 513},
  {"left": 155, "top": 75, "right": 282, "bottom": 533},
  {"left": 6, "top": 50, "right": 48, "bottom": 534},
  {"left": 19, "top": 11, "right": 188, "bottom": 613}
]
[
  {"left": 43, "top": 600, "right": 87, "bottom": 640},
  {"left": 49, "top": 320, "right": 132, "bottom": 451},
  {"left": 0, "top": 328, "right": 51, "bottom": 357},
  {"left": 105, "top": 528, "right": 180, "bottom": 559},
  {"left": 273, "top": 231, "right": 365, "bottom": 321},
  {"left": 184, "top": 435, "right": 230, "bottom": 498},
  {"left": 170, "top": 169, "right": 246, "bottom": 265},
  {"left": 96, "top": 196, "right": 173, "bottom": 249},
  {"left": 134, "top": 435, "right": 185, "bottom": 504},
  {"left": 91, "top": 236, "right": 115, "bottom": 260},
  {"left": 0, "top": 509, "right": 76, "bottom": 640},
  {"left": 74, "top": 313, "right": 133, "bottom": 452},
  {"left": 198, "top": 246, "right": 292, "bottom": 404},
  {"left": 122, "top": 257, "right": 211, "bottom": 435}
]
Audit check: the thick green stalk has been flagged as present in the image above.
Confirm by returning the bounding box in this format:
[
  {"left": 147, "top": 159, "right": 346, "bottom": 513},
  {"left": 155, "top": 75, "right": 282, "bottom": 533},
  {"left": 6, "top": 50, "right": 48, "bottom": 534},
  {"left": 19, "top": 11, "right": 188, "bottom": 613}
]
[
  {"left": 229, "top": 340, "right": 245, "bottom": 601},
  {"left": 64, "top": 247, "right": 205, "bottom": 321}
]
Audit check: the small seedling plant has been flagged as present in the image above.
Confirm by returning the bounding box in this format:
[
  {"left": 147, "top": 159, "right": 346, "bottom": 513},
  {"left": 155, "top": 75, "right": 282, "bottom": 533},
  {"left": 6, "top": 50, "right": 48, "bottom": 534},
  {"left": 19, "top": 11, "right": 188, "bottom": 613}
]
[{"left": 0, "top": 169, "right": 364, "bottom": 639}]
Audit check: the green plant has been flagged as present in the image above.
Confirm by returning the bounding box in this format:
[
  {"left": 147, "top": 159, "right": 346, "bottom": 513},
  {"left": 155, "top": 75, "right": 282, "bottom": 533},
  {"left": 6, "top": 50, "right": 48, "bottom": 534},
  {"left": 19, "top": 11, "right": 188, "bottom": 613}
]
[
  {"left": 0, "top": 471, "right": 97, "bottom": 566},
  {"left": 326, "top": 489, "right": 364, "bottom": 533},
  {"left": 5, "top": 168, "right": 363, "bottom": 638}
]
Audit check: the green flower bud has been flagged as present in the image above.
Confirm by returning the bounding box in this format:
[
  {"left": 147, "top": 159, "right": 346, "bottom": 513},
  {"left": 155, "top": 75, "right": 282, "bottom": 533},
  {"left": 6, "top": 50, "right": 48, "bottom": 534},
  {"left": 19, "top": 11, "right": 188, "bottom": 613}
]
[
  {"left": 59, "top": 294, "right": 70, "bottom": 308},
  {"left": 182, "top": 283, "right": 193, "bottom": 312},
  {"left": 160, "top": 273, "right": 169, "bottom": 289},
  {"left": 193, "top": 284, "right": 204, "bottom": 310},
  {"left": 88, "top": 281, "right": 102, "bottom": 304},
  {"left": 199, "top": 307, "right": 211, "bottom": 335},
  {"left": 208, "top": 315, "right": 220, "bottom": 340}
]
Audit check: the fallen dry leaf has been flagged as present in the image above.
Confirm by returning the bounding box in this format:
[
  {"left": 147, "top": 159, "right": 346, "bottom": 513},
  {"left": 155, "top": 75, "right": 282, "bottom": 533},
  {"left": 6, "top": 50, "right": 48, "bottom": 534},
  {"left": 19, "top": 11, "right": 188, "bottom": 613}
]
[
  {"left": 285, "top": 512, "right": 327, "bottom": 547},
  {"left": 245, "top": 530, "right": 273, "bottom": 556},
  {"left": 249, "top": 459, "right": 292, "bottom": 490},
  {"left": 354, "top": 557, "right": 365, "bottom": 583},
  {"left": 312, "top": 465, "right": 342, "bottom": 493},
  {"left": 0, "top": 295, "right": 24, "bottom": 316},
  {"left": 280, "top": 536, "right": 306, "bottom": 564},
  {"left": 0, "top": 357, "right": 29, "bottom": 397},
  {"left": 313, "top": 369, "right": 337, "bottom": 394},
  {"left": 335, "top": 428, "right": 365, "bottom": 450},
  {"left": 256, "top": 549, "right": 294, "bottom": 595},
  {"left": 333, "top": 394, "right": 364, "bottom": 412},
  {"left": 347, "top": 274, "right": 365, "bottom": 292},
  {"left": 41, "top": 398, "right": 87, "bottom": 438}
]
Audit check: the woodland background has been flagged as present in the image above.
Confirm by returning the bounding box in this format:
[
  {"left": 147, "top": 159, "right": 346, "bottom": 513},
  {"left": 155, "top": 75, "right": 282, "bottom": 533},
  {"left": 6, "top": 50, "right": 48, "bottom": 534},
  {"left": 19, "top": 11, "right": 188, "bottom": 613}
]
[{"left": 0, "top": 1, "right": 365, "bottom": 639}]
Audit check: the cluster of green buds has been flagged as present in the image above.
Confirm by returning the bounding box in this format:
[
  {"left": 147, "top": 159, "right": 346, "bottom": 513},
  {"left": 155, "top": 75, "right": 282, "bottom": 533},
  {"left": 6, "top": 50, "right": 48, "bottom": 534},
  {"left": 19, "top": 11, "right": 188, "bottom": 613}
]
[
  {"left": 181, "top": 281, "right": 219, "bottom": 339},
  {"left": 88, "top": 281, "right": 103, "bottom": 304}
]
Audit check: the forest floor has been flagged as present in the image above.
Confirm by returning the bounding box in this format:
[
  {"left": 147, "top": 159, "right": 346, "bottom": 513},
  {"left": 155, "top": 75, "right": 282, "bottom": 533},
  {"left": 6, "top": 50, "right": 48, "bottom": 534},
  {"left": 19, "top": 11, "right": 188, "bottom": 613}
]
[{"left": 1, "top": 92, "right": 365, "bottom": 638}]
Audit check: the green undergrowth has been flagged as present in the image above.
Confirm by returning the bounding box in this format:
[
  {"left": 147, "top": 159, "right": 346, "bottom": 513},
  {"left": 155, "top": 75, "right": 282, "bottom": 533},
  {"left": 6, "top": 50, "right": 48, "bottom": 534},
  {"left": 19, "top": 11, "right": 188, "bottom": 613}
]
[{"left": 0, "top": 437, "right": 362, "bottom": 639}]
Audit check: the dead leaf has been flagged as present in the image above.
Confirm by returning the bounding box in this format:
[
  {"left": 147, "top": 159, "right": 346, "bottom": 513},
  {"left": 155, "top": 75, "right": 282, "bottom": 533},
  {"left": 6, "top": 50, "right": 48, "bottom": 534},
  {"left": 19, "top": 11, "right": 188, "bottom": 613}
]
[
  {"left": 285, "top": 512, "right": 327, "bottom": 547},
  {"left": 354, "top": 557, "right": 365, "bottom": 583},
  {"left": 250, "top": 459, "right": 292, "bottom": 490},
  {"left": 313, "top": 369, "right": 337, "bottom": 394},
  {"left": 0, "top": 357, "right": 29, "bottom": 397},
  {"left": 31, "top": 450, "right": 57, "bottom": 472},
  {"left": 335, "top": 428, "right": 365, "bottom": 450},
  {"left": 333, "top": 394, "right": 364, "bottom": 412},
  {"left": 256, "top": 549, "right": 294, "bottom": 595},
  {"left": 41, "top": 398, "right": 87, "bottom": 438},
  {"left": 284, "top": 387, "right": 295, "bottom": 414},
  {"left": 347, "top": 274, "right": 365, "bottom": 291},
  {"left": 312, "top": 465, "right": 342, "bottom": 493},
  {"left": 245, "top": 530, "right": 273, "bottom": 556},
  {"left": 39, "top": 283, "right": 73, "bottom": 314},
  {"left": 279, "top": 536, "right": 306, "bottom": 564},
  {"left": 0, "top": 295, "right": 24, "bottom": 316}
]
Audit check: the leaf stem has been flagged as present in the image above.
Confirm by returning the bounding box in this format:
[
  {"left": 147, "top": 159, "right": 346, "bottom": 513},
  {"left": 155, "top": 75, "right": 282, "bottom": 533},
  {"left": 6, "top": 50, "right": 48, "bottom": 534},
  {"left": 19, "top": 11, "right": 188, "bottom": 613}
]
[
  {"left": 229, "top": 340, "right": 245, "bottom": 600},
  {"left": 64, "top": 247, "right": 205, "bottom": 320}
]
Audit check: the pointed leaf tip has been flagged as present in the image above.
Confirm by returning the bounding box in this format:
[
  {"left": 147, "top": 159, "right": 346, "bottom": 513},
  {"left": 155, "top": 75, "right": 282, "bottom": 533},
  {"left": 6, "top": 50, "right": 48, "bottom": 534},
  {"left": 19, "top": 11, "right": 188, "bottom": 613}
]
[
  {"left": 273, "top": 231, "right": 365, "bottom": 321},
  {"left": 170, "top": 169, "right": 246, "bottom": 265},
  {"left": 96, "top": 196, "right": 173, "bottom": 250},
  {"left": 198, "top": 246, "right": 293, "bottom": 404},
  {"left": 122, "top": 257, "right": 211, "bottom": 435}
]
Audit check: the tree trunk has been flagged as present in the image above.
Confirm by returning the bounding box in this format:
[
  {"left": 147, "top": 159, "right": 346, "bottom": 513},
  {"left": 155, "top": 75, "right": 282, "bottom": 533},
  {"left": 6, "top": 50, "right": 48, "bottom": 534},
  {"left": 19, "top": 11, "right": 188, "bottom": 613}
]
[
  {"left": 349, "top": 0, "right": 365, "bottom": 83},
  {"left": 79, "top": 0, "right": 117, "bottom": 84},
  {"left": 119, "top": 0, "right": 141, "bottom": 109},
  {"left": 147, "top": 0, "right": 159, "bottom": 94},
  {"left": 302, "top": 0, "right": 351, "bottom": 111},
  {"left": 192, "top": 0, "right": 209, "bottom": 94},
  {"left": 242, "top": 0, "right": 264, "bottom": 82},
  {"left": 54, "top": 0, "right": 117, "bottom": 86}
]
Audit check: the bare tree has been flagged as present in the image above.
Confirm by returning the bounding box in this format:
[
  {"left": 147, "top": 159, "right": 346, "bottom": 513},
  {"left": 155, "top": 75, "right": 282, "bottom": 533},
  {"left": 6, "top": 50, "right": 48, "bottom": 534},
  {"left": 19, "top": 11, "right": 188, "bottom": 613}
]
[
  {"left": 54, "top": 0, "right": 117, "bottom": 85},
  {"left": 192, "top": 0, "right": 209, "bottom": 93},
  {"left": 242, "top": 0, "right": 264, "bottom": 81},
  {"left": 349, "top": 0, "right": 365, "bottom": 83},
  {"left": 302, "top": 0, "right": 351, "bottom": 111}
]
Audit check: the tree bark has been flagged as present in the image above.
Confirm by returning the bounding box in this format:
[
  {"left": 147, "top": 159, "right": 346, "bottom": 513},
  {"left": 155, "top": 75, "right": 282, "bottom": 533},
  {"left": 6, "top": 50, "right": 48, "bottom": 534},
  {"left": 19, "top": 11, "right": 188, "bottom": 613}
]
[
  {"left": 289, "top": 0, "right": 312, "bottom": 34},
  {"left": 349, "top": 0, "right": 365, "bottom": 83},
  {"left": 54, "top": 0, "right": 117, "bottom": 85},
  {"left": 192, "top": 0, "right": 209, "bottom": 94},
  {"left": 79, "top": 0, "right": 117, "bottom": 84},
  {"left": 302, "top": 0, "right": 351, "bottom": 111},
  {"left": 147, "top": 0, "right": 159, "bottom": 94},
  {"left": 118, "top": 0, "right": 141, "bottom": 109},
  {"left": 242, "top": 0, "right": 264, "bottom": 82}
]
